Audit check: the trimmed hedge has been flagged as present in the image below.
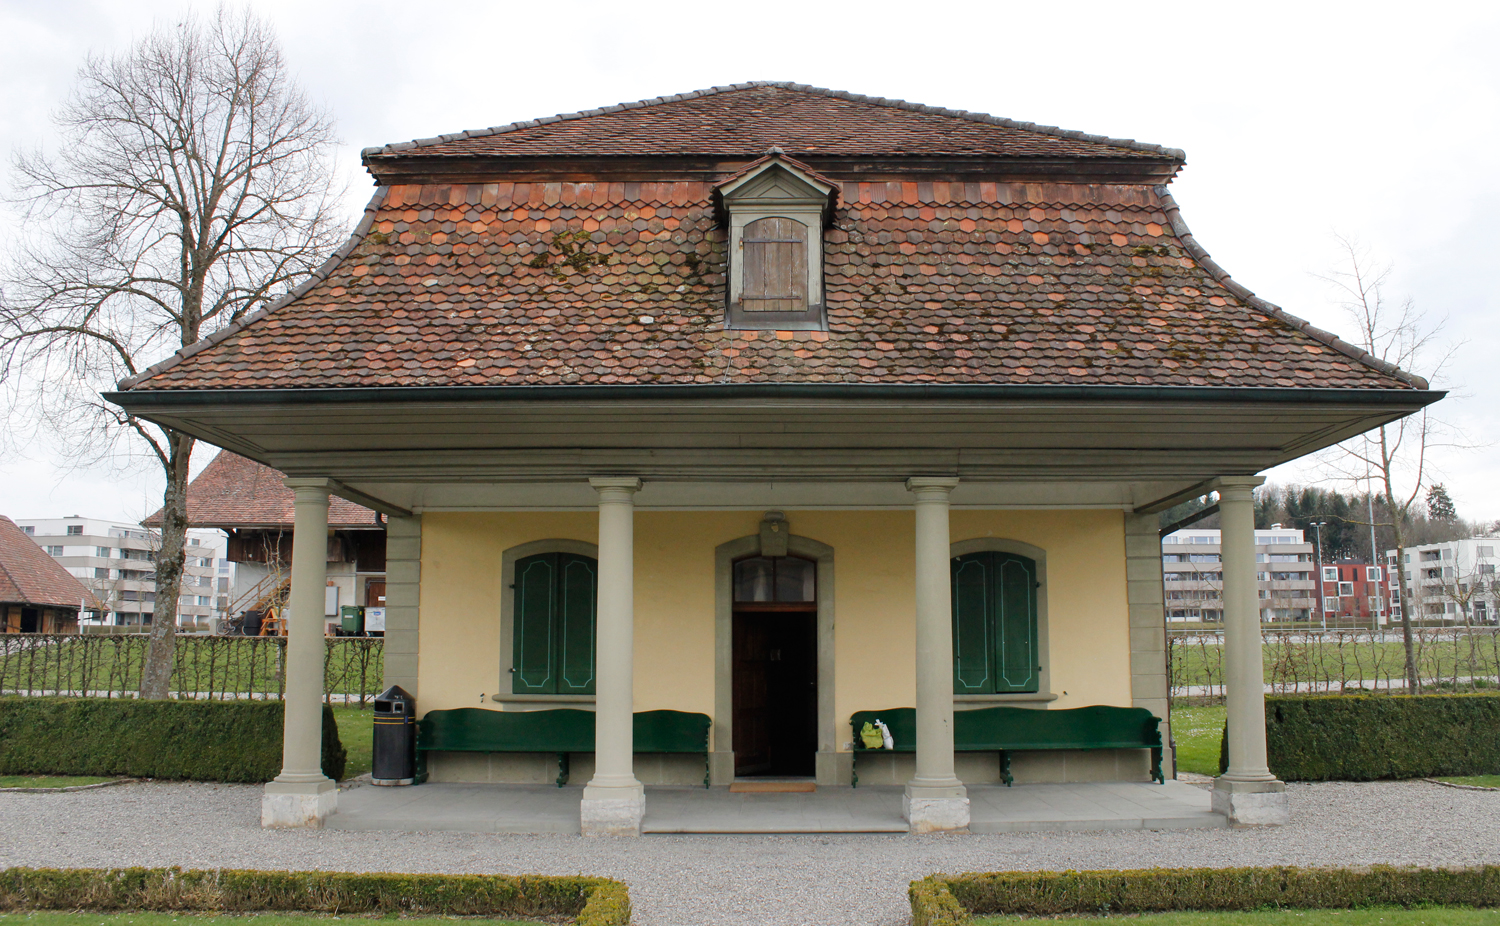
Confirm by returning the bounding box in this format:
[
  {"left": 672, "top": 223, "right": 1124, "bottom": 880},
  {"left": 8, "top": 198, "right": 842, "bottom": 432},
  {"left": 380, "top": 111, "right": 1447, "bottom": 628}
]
[
  {"left": 0, "top": 867, "right": 629, "bottom": 926},
  {"left": 1217, "top": 693, "right": 1500, "bottom": 781},
  {"left": 913, "top": 866, "right": 1500, "bottom": 923},
  {"left": 0, "top": 697, "right": 345, "bottom": 783}
]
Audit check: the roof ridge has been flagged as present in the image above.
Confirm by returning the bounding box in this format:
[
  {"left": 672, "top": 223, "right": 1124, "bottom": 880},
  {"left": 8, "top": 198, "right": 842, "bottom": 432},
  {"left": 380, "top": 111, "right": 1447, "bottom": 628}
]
[
  {"left": 118, "top": 188, "right": 387, "bottom": 391},
  {"left": 360, "top": 81, "right": 1186, "bottom": 162},
  {"left": 1152, "top": 185, "right": 1429, "bottom": 390}
]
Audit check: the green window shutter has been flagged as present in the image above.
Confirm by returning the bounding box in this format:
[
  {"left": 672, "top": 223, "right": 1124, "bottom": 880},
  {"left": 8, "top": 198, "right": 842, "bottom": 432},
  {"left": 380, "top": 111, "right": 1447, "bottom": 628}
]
[
  {"left": 995, "top": 554, "right": 1039, "bottom": 693},
  {"left": 512, "top": 554, "right": 557, "bottom": 694},
  {"left": 951, "top": 553, "right": 994, "bottom": 693},
  {"left": 556, "top": 554, "right": 597, "bottom": 695}
]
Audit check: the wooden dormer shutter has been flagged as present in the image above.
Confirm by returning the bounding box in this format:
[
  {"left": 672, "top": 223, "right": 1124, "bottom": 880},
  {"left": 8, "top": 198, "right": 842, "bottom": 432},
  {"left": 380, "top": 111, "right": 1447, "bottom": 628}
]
[{"left": 741, "top": 217, "right": 807, "bottom": 313}]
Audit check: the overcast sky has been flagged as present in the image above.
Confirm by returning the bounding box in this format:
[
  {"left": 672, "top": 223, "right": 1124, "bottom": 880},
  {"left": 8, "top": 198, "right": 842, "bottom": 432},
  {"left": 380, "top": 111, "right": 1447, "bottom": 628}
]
[{"left": 0, "top": 0, "right": 1495, "bottom": 526}]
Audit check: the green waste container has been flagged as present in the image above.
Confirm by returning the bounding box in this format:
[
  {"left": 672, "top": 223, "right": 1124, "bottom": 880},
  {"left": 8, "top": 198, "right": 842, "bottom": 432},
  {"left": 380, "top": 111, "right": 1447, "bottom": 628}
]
[{"left": 340, "top": 605, "right": 364, "bottom": 635}]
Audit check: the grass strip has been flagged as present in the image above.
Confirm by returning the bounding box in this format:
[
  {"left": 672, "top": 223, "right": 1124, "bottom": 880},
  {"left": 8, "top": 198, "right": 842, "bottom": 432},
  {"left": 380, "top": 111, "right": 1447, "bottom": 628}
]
[
  {"left": 0, "top": 776, "right": 115, "bottom": 789},
  {"left": 971, "top": 908, "right": 1500, "bottom": 924},
  {"left": 0, "top": 869, "right": 627, "bottom": 926}
]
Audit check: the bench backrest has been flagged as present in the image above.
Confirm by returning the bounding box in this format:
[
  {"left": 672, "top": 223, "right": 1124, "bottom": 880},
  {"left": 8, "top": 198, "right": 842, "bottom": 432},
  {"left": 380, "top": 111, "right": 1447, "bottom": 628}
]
[
  {"left": 849, "top": 705, "right": 1161, "bottom": 751},
  {"left": 417, "top": 707, "right": 710, "bottom": 753}
]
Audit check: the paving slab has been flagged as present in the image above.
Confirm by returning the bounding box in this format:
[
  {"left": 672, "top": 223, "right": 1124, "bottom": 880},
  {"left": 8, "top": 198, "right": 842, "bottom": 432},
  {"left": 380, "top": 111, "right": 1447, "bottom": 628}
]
[{"left": 326, "top": 779, "right": 1221, "bottom": 834}]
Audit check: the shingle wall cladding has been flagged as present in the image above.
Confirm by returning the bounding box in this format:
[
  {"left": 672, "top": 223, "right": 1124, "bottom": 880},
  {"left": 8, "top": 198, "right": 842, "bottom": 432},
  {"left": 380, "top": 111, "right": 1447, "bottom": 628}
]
[{"left": 135, "top": 179, "right": 1409, "bottom": 391}]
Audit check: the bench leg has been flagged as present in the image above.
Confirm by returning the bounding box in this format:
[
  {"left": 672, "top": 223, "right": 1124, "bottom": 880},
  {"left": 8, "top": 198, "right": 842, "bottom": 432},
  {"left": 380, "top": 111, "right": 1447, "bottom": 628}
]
[
  {"left": 851, "top": 752, "right": 859, "bottom": 788},
  {"left": 1151, "top": 747, "right": 1164, "bottom": 784},
  {"left": 999, "top": 750, "right": 1013, "bottom": 787},
  {"left": 556, "top": 752, "right": 570, "bottom": 788}
]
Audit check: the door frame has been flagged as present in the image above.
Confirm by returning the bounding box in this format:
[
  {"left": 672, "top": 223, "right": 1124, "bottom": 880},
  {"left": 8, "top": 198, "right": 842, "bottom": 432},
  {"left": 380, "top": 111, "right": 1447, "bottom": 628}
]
[{"left": 712, "top": 533, "right": 837, "bottom": 785}]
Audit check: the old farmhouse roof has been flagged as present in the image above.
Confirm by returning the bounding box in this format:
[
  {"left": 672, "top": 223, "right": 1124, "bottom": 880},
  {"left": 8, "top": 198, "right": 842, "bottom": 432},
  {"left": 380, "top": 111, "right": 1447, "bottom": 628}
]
[
  {"left": 116, "top": 84, "right": 1423, "bottom": 395},
  {"left": 145, "top": 451, "right": 380, "bottom": 530},
  {"left": 0, "top": 516, "right": 90, "bottom": 608}
]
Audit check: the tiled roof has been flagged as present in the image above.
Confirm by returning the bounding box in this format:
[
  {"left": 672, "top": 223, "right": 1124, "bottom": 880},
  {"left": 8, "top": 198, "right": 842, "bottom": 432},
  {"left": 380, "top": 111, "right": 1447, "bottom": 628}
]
[
  {"left": 143, "top": 451, "right": 379, "bottom": 529},
  {"left": 0, "top": 516, "right": 90, "bottom": 609},
  {"left": 362, "top": 83, "right": 1185, "bottom": 163},
  {"left": 122, "top": 177, "right": 1420, "bottom": 391}
]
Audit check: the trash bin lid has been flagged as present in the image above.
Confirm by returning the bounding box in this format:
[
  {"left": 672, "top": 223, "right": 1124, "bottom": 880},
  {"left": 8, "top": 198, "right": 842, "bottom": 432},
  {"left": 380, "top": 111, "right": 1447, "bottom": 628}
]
[{"left": 373, "top": 684, "right": 415, "bottom": 713}]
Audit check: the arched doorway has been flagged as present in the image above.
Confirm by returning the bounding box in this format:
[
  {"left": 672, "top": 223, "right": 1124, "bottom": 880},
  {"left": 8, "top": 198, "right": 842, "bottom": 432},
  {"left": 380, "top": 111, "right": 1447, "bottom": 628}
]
[{"left": 731, "top": 554, "right": 818, "bottom": 777}]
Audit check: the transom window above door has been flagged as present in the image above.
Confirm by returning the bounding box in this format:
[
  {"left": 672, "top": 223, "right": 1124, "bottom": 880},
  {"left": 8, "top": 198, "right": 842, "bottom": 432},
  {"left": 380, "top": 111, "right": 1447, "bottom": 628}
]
[{"left": 733, "top": 555, "right": 816, "bottom": 606}]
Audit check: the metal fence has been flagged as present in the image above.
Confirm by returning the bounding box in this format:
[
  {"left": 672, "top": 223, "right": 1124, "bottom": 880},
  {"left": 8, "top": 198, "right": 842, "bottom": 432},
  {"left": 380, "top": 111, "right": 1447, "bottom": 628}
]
[
  {"left": 1169, "top": 626, "right": 1500, "bottom": 699},
  {"left": 0, "top": 634, "right": 385, "bottom": 705}
]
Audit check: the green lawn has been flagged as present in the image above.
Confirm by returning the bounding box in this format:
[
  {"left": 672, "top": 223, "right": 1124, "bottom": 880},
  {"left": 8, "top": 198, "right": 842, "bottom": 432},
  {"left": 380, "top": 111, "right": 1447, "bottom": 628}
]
[
  {"left": 1169, "top": 634, "right": 1500, "bottom": 692},
  {"left": 1169, "top": 703, "right": 1226, "bottom": 777},
  {"left": 0, "top": 775, "right": 114, "bottom": 789},
  {"left": 0, "top": 914, "right": 543, "bottom": 926},
  {"left": 1436, "top": 775, "right": 1500, "bottom": 789},
  {"left": 973, "top": 907, "right": 1500, "bottom": 924},
  {"left": 330, "top": 705, "right": 374, "bottom": 779},
  {"left": 0, "top": 636, "right": 383, "bottom": 701}
]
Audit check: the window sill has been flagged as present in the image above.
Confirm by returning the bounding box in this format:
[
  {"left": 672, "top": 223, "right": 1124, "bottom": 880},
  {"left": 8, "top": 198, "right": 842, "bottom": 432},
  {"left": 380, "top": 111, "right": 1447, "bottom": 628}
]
[
  {"left": 954, "top": 692, "right": 1058, "bottom": 706},
  {"left": 489, "top": 693, "right": 596, "bottom": 708}
]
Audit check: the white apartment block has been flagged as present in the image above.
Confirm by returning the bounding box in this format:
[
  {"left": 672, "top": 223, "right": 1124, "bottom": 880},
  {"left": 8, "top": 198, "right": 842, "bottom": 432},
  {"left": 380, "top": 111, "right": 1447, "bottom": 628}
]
[
  {"left": 1385, "top": 537, "right": 1499, "bottom": 624},
  {"left": 17, "top": 517, "right": 227, "bottom": 629},
  {"left": 1161, "top": 525, "right": 1318, "bottom": 622}
]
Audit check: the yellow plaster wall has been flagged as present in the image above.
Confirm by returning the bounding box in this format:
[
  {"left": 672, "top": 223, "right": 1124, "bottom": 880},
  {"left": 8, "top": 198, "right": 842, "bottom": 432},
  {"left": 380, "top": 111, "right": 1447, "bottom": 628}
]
[
  {"left": 948, "top": 509, "right": 1133, "bottom": 710},
  {"left": 416, "top": 508, "right": 1133, "bottom": 730}
]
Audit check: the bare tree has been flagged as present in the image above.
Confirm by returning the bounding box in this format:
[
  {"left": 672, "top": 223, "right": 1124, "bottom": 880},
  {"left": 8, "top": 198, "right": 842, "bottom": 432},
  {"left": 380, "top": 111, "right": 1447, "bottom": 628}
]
[
  {"left": 0, "top": 8, "right": 343, "bottom": 698},
  {"left": 1318, "top": 236, "right": 1455, "bottom": 693}
]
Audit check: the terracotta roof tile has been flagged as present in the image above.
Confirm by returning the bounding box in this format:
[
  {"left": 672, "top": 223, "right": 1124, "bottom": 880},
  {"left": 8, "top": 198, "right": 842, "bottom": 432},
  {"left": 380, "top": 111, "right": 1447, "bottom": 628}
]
[
  {"left": 0, "top": 516, "right": 91, "bottom": 609},
  {"left": 143, "top": 452, "right": 379, "bottom": 529},
  {"left": 125, "top": 179, "right": 1416, "bottom": 391},
  {"left": 363, "top": 83, "right": 1182, "bottom": 163}
]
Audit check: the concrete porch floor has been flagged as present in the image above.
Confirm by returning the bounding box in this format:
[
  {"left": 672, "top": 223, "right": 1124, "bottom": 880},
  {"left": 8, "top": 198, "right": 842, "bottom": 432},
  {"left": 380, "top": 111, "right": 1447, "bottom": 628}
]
[{"left": 326, "top": 780, "right": 1225, "bottom": 834}]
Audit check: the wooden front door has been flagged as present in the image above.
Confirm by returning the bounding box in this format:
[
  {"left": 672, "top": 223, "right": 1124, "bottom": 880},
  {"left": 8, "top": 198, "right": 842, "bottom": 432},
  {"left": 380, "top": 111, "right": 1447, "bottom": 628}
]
[
  {"left": 364, "top": 579, "right": 386, "bottom": 607},
  {"left": 732, "top": 610, "right": 817, "bottom": 777}
]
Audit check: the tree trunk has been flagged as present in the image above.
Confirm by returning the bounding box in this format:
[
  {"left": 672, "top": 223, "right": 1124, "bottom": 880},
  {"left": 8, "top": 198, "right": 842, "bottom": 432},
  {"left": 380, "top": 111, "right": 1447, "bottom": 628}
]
[
  {"left": 1389, "top": 527, "right": 1421, "bottom": 694},
  {"left": 138, "top": 429, "right": 195, "bottom": 699}
]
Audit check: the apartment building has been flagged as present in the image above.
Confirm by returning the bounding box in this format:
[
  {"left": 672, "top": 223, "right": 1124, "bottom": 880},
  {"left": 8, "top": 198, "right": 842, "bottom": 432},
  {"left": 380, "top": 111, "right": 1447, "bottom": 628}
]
[
  {"left": 1385, "top": 537, "right": 1499, "bottom": 624},
  {"left": 16, "top": 516, "right": 227, "bottom": 629},
  {"left": 1161, "top": 525, "right": 1317, "bottom": 622},
  {"left": 1321, "top": 560, "right": 1387, "bottom": 623}
]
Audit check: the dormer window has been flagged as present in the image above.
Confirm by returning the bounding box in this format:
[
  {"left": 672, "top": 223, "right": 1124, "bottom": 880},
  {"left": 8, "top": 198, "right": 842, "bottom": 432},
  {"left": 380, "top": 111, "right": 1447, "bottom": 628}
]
[{"left": 716, "top": 153, "right": 836, "bottom": 331}]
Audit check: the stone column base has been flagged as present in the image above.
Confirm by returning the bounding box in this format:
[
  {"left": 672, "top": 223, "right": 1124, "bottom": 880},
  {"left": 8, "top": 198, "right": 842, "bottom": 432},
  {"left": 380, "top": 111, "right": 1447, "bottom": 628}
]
[
  {"left": 581, "top": 784, "right": 645, "bottom": 836},
  {"left": 903, "top": 784, "right": 970, "bottom": 834},
  {"left": 261, "top": 779, "right": 337, "bottom": 829},
  {"left": 1212, "top": 777, "right": 1289, "bottom": 825},
  {"left": 708, "top": 750, "right": 736, "bottom": 787}
]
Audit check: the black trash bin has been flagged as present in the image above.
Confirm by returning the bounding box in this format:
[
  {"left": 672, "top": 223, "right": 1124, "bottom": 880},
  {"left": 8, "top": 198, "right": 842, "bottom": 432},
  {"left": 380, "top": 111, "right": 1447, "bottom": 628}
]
[{"left": 371, "top": 685, "right": 417, "bottom": 785}]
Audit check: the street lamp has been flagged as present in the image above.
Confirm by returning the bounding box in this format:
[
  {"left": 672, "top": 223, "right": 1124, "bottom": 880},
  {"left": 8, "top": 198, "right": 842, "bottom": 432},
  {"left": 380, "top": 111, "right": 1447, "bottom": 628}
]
[{"left": 1311, "top": 521, "right": 1328, "bottom": 632}]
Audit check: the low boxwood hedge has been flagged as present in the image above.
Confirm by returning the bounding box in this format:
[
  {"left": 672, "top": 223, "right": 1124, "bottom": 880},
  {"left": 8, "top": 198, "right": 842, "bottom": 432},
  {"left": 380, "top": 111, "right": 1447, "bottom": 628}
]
[
  {"left": 912, "top": 866, "right": 1500, "bottom": 924},
  {"left": 1216, "top": 693, "right": 1500, "bottom": 781},
  {"left": 0, "top": 867, "right": 628, "bottom": 926},
  {"left": 0, "top": 697, "right": 345, "bottom": 783}
]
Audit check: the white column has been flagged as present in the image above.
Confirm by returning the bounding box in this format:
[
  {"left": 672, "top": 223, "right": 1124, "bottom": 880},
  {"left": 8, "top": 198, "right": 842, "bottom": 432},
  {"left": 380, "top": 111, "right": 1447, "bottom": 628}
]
[
  {"left": 1212, "top": 475, "right": 1288, "bottom": 825},
  {"left": 582, "top": 477, "right": 644, "bottom": 836},
  {"left": 261, "top": 479, "right": 337, "bottom": 828},
  {"left": 904, "top": 477, "right": 969, "bottom": 834}
]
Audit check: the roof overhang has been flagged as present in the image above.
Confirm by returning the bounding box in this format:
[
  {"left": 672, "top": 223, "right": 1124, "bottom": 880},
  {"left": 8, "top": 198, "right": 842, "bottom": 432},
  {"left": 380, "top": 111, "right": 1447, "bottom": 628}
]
[{"left": 106, "top": 383, "right": 1442, "bottom": 512}]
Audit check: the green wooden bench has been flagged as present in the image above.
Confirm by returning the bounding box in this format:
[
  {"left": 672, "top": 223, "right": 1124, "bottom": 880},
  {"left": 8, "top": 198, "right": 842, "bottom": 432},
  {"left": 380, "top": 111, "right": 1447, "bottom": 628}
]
[
  {"left": 848, "top": 704, "right": 1163, "bottom": 787},
  {"left": 416, "top": 707, "right": 712, "bottom": 787}
]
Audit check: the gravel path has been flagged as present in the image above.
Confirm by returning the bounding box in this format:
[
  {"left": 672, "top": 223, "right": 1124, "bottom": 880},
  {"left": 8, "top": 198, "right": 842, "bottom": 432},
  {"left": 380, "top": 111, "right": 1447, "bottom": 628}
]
[{"left": 3, "top": 780, "right": 1498, "bottom": 925}]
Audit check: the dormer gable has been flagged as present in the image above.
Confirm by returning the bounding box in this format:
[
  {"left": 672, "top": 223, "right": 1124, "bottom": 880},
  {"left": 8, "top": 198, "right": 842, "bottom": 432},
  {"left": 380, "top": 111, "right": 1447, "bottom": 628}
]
[{"left": 715, "top": 152, "right": 837, "bottom": 331}]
